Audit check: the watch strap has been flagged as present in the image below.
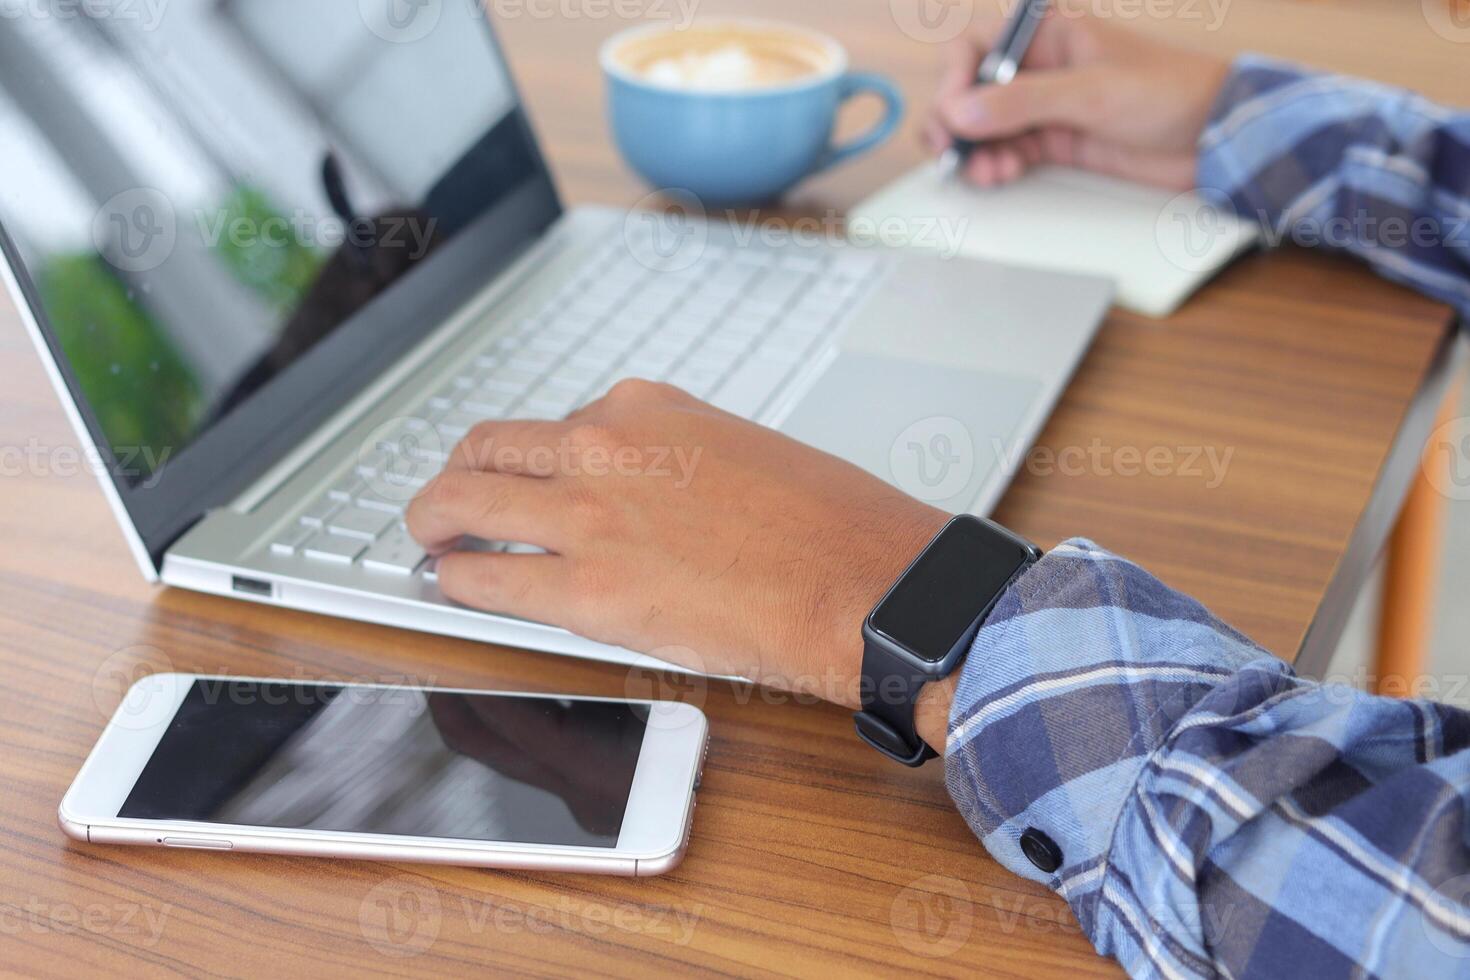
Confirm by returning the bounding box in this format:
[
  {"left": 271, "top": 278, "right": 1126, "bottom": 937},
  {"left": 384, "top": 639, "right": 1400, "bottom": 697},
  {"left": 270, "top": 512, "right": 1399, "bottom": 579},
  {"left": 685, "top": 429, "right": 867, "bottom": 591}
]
[{"left": 854, "top": 643, "right": 938, "bottom": 767}]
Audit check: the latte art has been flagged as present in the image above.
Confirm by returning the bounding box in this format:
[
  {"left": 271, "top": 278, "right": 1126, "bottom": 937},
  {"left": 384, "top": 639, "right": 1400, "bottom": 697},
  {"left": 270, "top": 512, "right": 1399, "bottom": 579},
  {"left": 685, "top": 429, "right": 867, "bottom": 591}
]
[
  {"left": 645, "top": 45, "right": 776, "bottom": 91},
  {"left": 614, "top": 25, "right": 836, "bottom": 92}
]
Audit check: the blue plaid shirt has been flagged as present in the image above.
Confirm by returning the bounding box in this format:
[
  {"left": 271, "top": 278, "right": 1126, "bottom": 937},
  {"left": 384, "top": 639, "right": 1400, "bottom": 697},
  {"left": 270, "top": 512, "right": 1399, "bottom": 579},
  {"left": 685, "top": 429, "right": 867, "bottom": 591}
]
[{"left": 946, "top": 59, "right": 1470, "bottom": 978}]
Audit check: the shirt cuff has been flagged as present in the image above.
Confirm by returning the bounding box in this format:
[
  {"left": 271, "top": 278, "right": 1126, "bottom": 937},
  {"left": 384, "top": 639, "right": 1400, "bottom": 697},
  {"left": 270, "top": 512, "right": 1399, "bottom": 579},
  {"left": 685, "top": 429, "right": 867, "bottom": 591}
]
[
  {"left": 1195, "top": 54, "right": 1327, "bottom": 226},
  {"left": 942, "top": 539, "right": 1285, "bottom": 893}
]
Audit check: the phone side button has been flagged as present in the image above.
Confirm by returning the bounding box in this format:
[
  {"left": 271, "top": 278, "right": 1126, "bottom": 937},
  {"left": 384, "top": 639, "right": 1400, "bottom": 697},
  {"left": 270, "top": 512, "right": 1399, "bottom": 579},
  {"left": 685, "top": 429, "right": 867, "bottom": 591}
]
[{"left": 162, "top": 836, "right": 233, "bottom": 850}]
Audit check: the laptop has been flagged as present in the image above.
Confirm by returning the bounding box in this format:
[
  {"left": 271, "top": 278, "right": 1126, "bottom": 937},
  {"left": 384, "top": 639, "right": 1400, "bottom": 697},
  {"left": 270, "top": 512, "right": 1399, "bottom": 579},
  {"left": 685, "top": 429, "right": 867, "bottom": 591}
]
[{"left": 0, "top": 2, "right": 1109, "bottom": 674}]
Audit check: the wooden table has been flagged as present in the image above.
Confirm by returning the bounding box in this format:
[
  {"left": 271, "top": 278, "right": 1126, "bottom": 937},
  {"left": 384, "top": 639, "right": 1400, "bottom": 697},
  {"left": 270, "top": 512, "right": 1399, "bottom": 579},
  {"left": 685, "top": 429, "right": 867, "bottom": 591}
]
[{"left": 1, "top": 2, "right": 1463, "bottom": 976}]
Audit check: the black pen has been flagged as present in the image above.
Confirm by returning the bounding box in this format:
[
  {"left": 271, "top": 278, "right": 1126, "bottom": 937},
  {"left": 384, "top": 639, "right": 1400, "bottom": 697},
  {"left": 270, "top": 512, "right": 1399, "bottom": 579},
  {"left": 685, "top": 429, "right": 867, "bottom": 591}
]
[{"left": 937, "top": 0, "right": 1052, "bottom": 180}]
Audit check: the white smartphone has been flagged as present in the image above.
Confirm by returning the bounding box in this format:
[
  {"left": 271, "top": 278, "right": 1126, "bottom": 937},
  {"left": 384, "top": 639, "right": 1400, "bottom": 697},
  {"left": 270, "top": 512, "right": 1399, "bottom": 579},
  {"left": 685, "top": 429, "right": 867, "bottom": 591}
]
[{"left": 60, "top": 674, "right": 708, "bottom": 876}]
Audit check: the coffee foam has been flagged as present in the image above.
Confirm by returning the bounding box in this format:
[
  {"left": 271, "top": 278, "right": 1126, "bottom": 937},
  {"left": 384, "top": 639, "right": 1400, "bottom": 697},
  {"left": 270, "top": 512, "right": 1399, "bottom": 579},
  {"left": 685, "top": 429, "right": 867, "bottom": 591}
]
[{"left": 613, "top": 25, "right": 834, "bottom": 92}]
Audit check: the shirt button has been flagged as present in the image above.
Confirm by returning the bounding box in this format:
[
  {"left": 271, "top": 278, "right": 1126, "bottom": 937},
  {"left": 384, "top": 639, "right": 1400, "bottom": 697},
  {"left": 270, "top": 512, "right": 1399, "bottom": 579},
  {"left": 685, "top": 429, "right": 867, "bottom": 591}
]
[{"left": 1020, "top": 827, "right": 1063, "bottom": 873}]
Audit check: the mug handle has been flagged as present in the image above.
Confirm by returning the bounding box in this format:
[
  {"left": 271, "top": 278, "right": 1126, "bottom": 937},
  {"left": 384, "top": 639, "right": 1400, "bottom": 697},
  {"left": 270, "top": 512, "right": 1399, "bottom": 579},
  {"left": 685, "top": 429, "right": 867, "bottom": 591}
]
[{"left": 816, "top": 72, "right": 905, "bottom": 173}]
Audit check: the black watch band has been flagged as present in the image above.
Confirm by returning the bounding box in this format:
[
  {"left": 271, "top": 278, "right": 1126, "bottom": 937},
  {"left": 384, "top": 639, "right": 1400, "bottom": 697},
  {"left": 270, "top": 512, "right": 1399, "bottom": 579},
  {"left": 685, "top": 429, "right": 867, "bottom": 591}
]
[
  {"left": 853, "top": 515, "right": 1041, "bottom": 768},
  {"left": 855, "top": 645, "right": 938, "bottom": 766}
]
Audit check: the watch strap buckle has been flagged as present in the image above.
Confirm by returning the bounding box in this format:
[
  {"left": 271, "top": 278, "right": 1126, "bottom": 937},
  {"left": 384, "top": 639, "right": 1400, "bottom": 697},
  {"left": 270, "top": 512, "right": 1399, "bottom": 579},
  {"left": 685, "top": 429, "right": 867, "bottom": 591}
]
[{"left": 853, "top": 710, "right": 937, "bottom": 767}]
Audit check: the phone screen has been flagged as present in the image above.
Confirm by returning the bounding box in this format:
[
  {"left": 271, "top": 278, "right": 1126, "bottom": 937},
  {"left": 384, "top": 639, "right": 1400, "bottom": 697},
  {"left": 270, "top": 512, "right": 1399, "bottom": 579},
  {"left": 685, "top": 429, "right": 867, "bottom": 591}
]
[{"left": 118, "top": 680, "right": 649, "bottom": 848}]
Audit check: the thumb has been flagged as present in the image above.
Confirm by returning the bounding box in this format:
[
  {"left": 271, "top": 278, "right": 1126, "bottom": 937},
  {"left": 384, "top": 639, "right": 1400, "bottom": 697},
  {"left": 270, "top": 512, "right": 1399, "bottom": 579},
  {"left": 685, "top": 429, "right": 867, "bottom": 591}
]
[{"left": 939, "top": 68, "right": 1101, "bottom": 142}]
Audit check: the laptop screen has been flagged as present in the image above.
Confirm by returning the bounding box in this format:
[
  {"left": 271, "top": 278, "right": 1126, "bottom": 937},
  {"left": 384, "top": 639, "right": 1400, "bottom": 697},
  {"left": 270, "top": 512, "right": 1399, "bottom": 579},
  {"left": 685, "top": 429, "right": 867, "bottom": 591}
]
[
  {"left": 0, "top": 1, "right": 559, "bottom": 567},
  {"left": 0, "top": 0, "right": 534, "bottom": 479}
]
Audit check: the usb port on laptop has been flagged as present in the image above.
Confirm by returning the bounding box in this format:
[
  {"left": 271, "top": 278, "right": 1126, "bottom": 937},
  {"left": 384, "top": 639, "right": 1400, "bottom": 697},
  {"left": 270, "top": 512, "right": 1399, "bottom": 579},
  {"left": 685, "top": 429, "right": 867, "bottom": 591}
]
[{"left": 231, "top": 576, "right": 274, "bottom": 599}]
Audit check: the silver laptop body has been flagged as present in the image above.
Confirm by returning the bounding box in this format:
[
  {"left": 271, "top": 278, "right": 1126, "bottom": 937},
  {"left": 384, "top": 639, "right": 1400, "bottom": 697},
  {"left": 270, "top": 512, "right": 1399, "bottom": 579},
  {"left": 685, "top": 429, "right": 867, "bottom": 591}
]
[{"left": 1, "top": 2, "right": 1109, "bottom": 674}]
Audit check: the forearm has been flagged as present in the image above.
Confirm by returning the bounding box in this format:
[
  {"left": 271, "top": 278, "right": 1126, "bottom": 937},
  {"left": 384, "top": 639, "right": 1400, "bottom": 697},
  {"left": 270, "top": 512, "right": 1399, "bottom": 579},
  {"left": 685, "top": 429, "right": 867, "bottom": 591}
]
[
  {"left": 942, "top": 538, "right": 1470, "bottom": 976},
  {"left": 1198, "top": 56, "right": 1470, "bottom": 318}
]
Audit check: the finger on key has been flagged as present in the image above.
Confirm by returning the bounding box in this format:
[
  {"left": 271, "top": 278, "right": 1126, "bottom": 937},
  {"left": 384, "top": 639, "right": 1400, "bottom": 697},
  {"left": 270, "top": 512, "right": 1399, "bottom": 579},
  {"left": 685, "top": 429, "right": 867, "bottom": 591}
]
[{"left": 407, "top": 468, "right": 569, "bottom": 554}]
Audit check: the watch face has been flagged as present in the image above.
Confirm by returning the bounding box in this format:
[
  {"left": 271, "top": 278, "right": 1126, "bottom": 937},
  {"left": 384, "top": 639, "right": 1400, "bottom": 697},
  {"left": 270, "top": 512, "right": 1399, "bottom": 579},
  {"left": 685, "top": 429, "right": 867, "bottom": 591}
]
[{"left": 869, "top": 517, "right": 1034, "bottom": 663}]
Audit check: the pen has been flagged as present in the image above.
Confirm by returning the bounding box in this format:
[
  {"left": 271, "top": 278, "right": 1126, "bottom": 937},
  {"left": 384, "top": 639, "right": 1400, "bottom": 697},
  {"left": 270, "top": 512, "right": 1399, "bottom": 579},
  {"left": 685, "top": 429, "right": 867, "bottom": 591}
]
[{"left": 937, "top": 0, "right": 1052, "bottom": 180}]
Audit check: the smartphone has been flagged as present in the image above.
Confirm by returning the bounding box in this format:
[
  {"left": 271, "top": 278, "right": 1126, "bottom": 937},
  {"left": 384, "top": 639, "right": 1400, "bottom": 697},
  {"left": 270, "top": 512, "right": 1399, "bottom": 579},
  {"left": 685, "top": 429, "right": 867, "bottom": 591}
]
[{"left": 61, "top": 674, "right": 708, "bottom": 876}]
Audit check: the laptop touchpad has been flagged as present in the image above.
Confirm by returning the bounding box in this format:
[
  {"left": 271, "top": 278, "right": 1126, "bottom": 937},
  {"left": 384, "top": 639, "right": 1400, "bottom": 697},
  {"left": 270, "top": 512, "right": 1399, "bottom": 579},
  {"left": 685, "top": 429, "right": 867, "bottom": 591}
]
[{"left": 777, "top": 353, "right": 1041, "bottom": 514}]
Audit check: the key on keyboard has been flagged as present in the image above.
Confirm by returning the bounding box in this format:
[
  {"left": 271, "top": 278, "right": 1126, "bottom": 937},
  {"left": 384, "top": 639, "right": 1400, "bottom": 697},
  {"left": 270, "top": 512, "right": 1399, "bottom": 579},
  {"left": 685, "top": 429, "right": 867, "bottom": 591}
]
[
  {"left": 361, "top": 526, "right": 429, "bottom": 575},
  {"left": 303, "top": 533, "right": 367, "bottom": 564},
  {"left": 327, "top": 506, "right": 395, "bottom": 540}
]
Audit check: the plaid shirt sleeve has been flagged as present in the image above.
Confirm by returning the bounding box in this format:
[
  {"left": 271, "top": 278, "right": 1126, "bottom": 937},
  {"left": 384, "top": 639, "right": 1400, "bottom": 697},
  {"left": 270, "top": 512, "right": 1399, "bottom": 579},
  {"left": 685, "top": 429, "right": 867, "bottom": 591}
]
[
  {"left": 945, "top": 539, "right": 1470, "bottom": 978},
  {"left": 1196, "top": 55, "right": 1470, "bottom": 320}
]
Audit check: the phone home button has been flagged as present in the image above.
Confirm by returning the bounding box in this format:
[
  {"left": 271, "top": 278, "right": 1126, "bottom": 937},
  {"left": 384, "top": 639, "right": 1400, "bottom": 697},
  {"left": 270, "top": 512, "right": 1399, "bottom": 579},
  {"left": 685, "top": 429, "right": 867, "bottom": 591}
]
[{"left": 162, "top": 836, "right": 233, "bottom": 850}]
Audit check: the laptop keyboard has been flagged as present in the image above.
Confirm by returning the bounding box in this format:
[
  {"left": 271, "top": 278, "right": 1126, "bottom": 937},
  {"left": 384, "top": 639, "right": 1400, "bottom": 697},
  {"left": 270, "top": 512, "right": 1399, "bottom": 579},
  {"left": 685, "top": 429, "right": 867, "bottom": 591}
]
[{"left": 267, "top": 230, "right": 887, "bottom": 577}]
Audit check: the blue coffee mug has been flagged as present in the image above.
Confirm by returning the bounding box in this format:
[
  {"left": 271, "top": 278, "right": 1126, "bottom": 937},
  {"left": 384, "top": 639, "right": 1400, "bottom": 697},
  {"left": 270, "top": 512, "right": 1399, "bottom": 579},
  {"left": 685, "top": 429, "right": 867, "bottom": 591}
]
[{"left": 601, "top": 21, "right": 904, "bottom": 207}]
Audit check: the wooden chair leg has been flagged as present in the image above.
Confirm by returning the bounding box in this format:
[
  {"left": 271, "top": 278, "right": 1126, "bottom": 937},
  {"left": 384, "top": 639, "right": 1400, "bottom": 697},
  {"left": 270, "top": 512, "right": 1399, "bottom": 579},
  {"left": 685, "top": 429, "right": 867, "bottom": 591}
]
[{"left": 1373, "top": 382, "right": 1462, "bottom": 697}]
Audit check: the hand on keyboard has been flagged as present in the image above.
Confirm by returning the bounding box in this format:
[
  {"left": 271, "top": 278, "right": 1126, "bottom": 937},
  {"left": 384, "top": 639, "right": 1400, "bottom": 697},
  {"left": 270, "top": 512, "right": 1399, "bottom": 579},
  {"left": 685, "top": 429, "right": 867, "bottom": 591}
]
[
  {"left": 405, "top": 378, "right": 948, "bottom": 711},
  {"left": 267, "top": 232, "right": 883, "bottom": 578}
]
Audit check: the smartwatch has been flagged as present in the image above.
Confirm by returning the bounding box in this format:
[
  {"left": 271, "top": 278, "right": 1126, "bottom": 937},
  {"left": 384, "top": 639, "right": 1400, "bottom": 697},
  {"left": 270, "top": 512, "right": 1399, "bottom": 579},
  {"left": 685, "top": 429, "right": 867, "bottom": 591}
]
[{"left": 855, "top": 515, "right": 1041, "bottom": 766}]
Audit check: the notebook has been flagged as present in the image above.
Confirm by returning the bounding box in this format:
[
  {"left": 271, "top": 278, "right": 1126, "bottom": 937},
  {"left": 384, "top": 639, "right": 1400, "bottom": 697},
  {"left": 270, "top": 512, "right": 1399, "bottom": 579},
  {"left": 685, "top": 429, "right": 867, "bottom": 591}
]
[{"left": 847, "top": 163, "right": 1261, "bottom": 318}]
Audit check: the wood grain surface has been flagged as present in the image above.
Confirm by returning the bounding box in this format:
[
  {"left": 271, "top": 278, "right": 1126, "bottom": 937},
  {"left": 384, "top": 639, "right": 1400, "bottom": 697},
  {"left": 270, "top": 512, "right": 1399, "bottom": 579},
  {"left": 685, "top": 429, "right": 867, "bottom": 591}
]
[{"left": 0, "top": 1, "right": 1462, "bottom": 977}]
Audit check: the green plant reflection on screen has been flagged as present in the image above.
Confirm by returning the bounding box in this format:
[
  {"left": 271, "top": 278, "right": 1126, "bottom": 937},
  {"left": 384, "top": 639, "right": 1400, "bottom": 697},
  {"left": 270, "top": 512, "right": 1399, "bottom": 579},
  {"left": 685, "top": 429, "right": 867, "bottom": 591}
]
[
  {"left": 39, "top": 254, "right": 203, "bottom": 478},
  {"left": 212, "top": 186, "right": 324, "bottom": 312}
]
